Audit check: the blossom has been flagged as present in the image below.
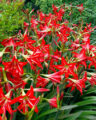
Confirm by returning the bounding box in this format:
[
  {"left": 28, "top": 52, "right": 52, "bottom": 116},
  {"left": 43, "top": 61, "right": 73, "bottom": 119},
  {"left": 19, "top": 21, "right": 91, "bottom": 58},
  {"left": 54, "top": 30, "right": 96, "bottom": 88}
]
[
  {"left": 1, "top": 38, "right": 17, "bottom": 48},
  {"left": 88, "top": 57, "right": 96, "bottom": 69},
  {"left": 24, "top": 22, "right": 29, "bottom": 29},
  {"left": 77, "top": 4, "right": 84, "bottom": 13},
  {"left": 36, "top": 76, "right": 49, "bottom": 88},
  {"left": 0, "top": 88, "right": 13, "bottom": 115},
  {"left": 17, "top": 34, "right": 36, "bottom": 49},
  {"left": 30, "top": 18, "right": 38, "bottom": 28},
  {"left": 88, "top": 75, "right": 96, "bottom": 86},
  {"left": 0, "top": 67, "right": 2, "bottom": 72},
  {"left": 3, "top": 56, "right": 27, "bottom": 77},
  {"left": 42, "top": 71, "right": 63, "bottom": 83},
  {"left": 48, "top": 97, "right": 57, "bottom": 108},
  {"left": 34, "top": 88, "right": 49, "bottom": 92},
  {"left": 66, "top": 72, "right": 87, "bottom": 94},
  {"left": 73, "top": 49, "right": 87, "bottom": 68},
  {"left": 39, "top": 12, "right": 45, "bottom": 21},
  {"left": 54, "top": 57, "right": 77, "bottom": 78},
  {"left": 52, "top": 4, "right": 58, "bottom": 14},
  {"left": 6, "top": 72, "right": 26, "bottom": 89},
  {"left": 27, "top": 51, "right": 43, "bottom": 70},
  {"left": 73, "top": 49, "right": 87, "bottom": 61},
  {"left": 12, "top": 86, "right": 39, "bottom": 113}
]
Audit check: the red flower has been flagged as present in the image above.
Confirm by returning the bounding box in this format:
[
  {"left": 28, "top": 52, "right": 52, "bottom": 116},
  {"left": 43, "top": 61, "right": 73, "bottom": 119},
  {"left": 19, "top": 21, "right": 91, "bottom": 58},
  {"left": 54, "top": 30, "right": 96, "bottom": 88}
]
[
  {"left": 48, "top": 59, "right": 57, "bottom": 73},
  {"left": 1, "top": 38, "right": 17, "bottom": 48},
  {"left": 0, "top": 88, "right": 13, "bottom": 115},
  {"left": 57, "top": 24, "right": 71, "bottom": 43},
  {"left": 40, "top": 39, "right": 50, "bottom": 60},
  {"left": 54, "top": 57, "right": 77, "bottom": 78},
  {"left": 89, "top": 74, "right": 96, "bottom": 86},
  {"left": 71, "top": 38, "right": 80, "bottom": 50},
  {"left": 43, "top": 71, "right": 63, "bottom": 83},
  {"left": 48, "top": 97, "right": 57, "bottom": 108},
  {"left": 66, "top": 72, "right": 87, "bottom": 95},
  {"left": 73, "top": 49, "right": 87, "bottom": 61},
  {"left": 3, "top": 56, "right": 27, "bottom": 77},
  {"left": 27, "top": 50, "right": 43, "bottom": 70},
  {"left": 36, "top": 76, "right": 49, "bottom": 88},
  {"left": 83, "top": 34, "right": 90, "bottom": 43},
  {"left": 0, "top": 67, "right": 2, "bottom": 72},
  {"left": 77, "top": 4, "right": 84, "bottom": 13},
  {"left": 12, "top": 86, "right": 39, "bottom": 113},
  {"left": 52, "top": 4, "right": 58, "bottom": 14},
  {"left": 17, "top": 34, "right": 36, "bottom": 50},
  {"left": 6, "top": 72, "right": 26, "bottom": 89},
  {"left": 30, "top": 18, "right": 38, "bottom": 28},
  {"left": 40, "top": 25, "right": 51, "bottom": 33},
  {"left": 24, "top": 22, "right": 29, "bottom": 29},
  {"left": 73, "top": 49, "right": 87, "bottom": 68},
  {"left": 34, "top": 88, "right": 49, "bottom": 92},
  {"left": 39, "top": 12, "right": 45, "bottom": 21},
  {"left": 88, "top": 57, "right": 96, "bottom": 69},
  {"left": 88, "top": 75, "right": 96, "bottom": 86}
]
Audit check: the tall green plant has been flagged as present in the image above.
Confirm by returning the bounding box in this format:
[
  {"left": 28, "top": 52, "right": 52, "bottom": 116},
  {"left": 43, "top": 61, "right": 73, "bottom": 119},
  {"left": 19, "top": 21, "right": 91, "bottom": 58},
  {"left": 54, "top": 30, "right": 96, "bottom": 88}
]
[{"left": 0, "top": 0, "right": 25, "bottom": 41}]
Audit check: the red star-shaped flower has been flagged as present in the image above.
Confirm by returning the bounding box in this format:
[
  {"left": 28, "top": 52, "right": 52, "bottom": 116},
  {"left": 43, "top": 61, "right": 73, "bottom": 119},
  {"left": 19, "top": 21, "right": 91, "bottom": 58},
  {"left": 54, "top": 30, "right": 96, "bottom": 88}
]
[
  {"left": 66, "top": 72, "right": 87, "bottom": 95},
  {"left": 0, "top": 88, "right": 13, "bottom": 115},
  {"left": 12, "top": 86, "right": 39, "bottom": 113},
  {"left": 3, "top": 56, "right": 27, "bottom": 77}
]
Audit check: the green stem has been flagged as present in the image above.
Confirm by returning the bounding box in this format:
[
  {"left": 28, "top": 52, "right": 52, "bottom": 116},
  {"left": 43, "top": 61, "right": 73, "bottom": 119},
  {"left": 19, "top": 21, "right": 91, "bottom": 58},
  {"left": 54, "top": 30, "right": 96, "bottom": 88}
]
[{"left": 2, "top": 69, "right": 7, "bottom": 83}]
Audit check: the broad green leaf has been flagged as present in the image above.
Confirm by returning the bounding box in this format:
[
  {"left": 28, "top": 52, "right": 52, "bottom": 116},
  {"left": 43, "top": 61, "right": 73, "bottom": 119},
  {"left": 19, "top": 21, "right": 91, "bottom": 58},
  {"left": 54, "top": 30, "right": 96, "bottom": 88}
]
[
  {"left": 58, "top": 111, "right": 82, "bottom": 120},
  {"left": 75, "top": 99, "right": 96, "bottom": 106},
  {"left": 36, "top": 105, "right": 78, "bottom": 120},
  {"left": 60, "top": 105, "right": 77, "bottom": 110}
]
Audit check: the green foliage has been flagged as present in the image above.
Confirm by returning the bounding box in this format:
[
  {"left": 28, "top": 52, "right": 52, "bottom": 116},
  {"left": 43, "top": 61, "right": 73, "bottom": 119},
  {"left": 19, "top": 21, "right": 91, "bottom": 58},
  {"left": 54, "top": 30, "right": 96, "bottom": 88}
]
[
  {"left": 24, "top": 0, "right": 63, "bottom": 13},
  {"left": 24, "top": 0, "right": 39, "bottom": 12},
  {"left": 35, "top": 0, "right": 63, "bottom": 13},
  {"left": 0, "top": 0, "right": 25, "bottom": 41},
  {"left": 31, "top": 85, "right": 96, "bottom": 120}
]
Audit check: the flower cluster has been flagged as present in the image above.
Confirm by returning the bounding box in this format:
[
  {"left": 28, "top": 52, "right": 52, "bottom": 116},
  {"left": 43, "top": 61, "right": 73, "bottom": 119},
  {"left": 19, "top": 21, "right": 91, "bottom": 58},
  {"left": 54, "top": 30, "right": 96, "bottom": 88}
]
[{"left": 0, "top": 3, "right": 96, "bottom": 119}]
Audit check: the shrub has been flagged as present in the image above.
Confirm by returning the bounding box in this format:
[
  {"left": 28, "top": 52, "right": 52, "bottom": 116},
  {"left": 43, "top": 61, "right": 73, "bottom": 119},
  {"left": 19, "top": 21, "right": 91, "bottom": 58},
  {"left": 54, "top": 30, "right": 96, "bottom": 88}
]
[{"left": 0, "top": 0, "right": 25, "bottom": 41}]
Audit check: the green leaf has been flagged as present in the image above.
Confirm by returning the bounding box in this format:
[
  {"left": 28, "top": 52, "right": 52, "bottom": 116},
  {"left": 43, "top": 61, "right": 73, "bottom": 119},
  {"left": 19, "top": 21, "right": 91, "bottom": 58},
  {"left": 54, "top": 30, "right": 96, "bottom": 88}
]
[
  {"left": 58, "top": 112, "right": 82, "bottom": 120},
  {"left": 36, "top": 105, "right": 78, "bottom": 120},
  {"left": 60, "top": 105, "right": 77, "bottom": 110},
  {"left": 75, "top": 99, "right": 96, "bottom": 106},
  {"left": 35, "top": 108, "right": 58, "bottom": 120}
]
